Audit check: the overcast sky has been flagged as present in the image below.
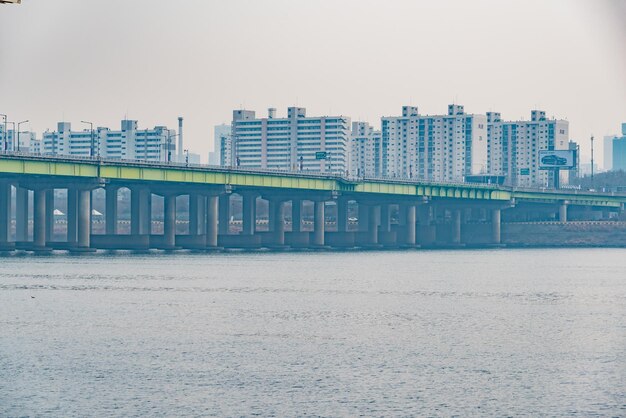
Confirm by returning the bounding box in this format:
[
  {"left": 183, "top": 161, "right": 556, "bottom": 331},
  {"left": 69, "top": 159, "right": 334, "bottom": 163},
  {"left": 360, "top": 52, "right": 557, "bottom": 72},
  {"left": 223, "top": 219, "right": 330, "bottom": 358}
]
[{"left": 1, "top": 0, "right": 624, "bottom": 164}]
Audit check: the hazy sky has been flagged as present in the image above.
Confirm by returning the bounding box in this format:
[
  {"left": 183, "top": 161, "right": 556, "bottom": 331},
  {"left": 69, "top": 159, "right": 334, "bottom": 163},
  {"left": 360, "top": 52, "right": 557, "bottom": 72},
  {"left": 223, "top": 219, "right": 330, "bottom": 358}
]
[{"left": 1, "top": 0, "right": 624, "bottom": 164}]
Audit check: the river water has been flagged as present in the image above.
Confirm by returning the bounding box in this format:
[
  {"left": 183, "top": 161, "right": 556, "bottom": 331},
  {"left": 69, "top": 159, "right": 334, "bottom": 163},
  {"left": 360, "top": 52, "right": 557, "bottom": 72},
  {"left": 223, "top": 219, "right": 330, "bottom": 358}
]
[{"left": 1, "top": 248, "right": 625, "bottom": 417}]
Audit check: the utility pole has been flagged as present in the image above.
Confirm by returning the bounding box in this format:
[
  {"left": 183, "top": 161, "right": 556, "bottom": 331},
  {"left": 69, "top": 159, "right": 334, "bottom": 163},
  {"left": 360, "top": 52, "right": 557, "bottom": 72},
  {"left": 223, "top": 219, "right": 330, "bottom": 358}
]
[
  {"left": 590, "top": 135, "right": 594, "bottom": 186},
  {"left": 0, "top": 114, "right": 7, "bottom": 152},
  {"left": 81, "top": 121, "right": 94, "bottom": 157},
  {"left": 17, "top": 120, "right": 29, "bottom": 152}
]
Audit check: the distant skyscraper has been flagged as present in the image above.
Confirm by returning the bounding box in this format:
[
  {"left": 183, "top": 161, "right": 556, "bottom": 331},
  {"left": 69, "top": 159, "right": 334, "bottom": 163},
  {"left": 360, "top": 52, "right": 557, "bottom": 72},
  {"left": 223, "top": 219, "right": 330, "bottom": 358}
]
[
  {"left": 487, "top": 110, "right": 569, "bottom": 187},
  {"left": 231, "top": 107, "right": 350, "bottom": 173},
  {"left": 209, "top": 123, "right": 230, "bottom": 165},
  {"left": 381, "top": 105, "right": 488, "bottom": 182},
  {"left": 350, "top": 121, "right": 382, "bottom": 177},
  {"left": 42, "top": 120, "right": 175, "bottom": 162},
  {"left": 611, "top": 123, "right": 626, "bottom": 171},
  {"left": 604, "top": 135, "right": 617, "bottom": 171}
]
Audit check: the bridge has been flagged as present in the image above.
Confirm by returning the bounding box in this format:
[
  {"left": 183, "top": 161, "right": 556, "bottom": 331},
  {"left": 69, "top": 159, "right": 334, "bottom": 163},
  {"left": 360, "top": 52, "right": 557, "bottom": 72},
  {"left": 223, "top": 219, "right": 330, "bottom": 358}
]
[{"left": 1, "top": 153, "right": 625, "bottom": 252}]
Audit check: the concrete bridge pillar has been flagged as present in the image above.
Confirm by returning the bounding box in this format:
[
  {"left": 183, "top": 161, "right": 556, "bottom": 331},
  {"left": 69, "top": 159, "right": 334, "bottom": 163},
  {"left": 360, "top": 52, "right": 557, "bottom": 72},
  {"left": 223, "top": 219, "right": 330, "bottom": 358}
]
[
  {"left": 45, "top": 189, "right": 54, "bottom": 242},
  {"left": 368, "top": 205, "right": 379, "bottom": 245},
  {"left": 559, "top": 201, "right": 568, "bottom": 223},
  {"left": 337, "top": 198, "right": 348, "bottom": 232},
  {"left": 452, "top": 209, "right": 462, "bottom": 245},
  {"left": 312, "top": 200, "right": 325, "bottom": 246},
  {"left": 131, "top": 188, "right": 151, "bottom": 235},
  {"left": 218, "top": 194, "right": 230, "bottom": 235},
  {"left": 188, "top": 193, "right": 206, "bottom": 236},
  {"left": 492, "top": 208, "right": 501, "bottom": 244},
  {"left": 358, "top": 203, "right": 369, "bottom": 233},
  {"left": 0, "top": 182, "right": 11, "bottom": 248},
  {"left": 77, "top": 189, "right": 91, "bottom": 249},
  {"left": 15, "top": 187, "right": 28, "bottom": 242},
  {"left": 241, "top": 193, "right": 257, "bottom": 235},
  {"left": 105, "top": 186, "right": 118, "bottom": 235},
  {"left": 269, "top": 199, "right": 286, "bottom": 246},
  {"left": 206, "top": 195, "right": 219, "bottom": 247},
  {"left": 163, "top": 194, "right": 177, "bottom": 249},
  {"left": 379, "top": 204, "right": 391, "bottom": 233},
  {"left": 33, "top": 188, "right": 47, "bottom": 249},
  {"left": 417, "top": 203, "right": 435, "bottom": 246},
  {"left": 291, "top": 199, "right": 302, "bottom": 232},
  {"left": 67, "top": 189, "right": 78, "bottom": 244},
  {"left": 405, "top": 204, "right": 417, "bottom": 246}
]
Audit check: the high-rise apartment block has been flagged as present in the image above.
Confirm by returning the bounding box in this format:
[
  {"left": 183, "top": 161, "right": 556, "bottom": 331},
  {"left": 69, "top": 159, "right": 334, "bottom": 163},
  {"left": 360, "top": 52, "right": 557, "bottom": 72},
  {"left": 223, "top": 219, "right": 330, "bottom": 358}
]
[
  {"left": 381, "top": 105, "right": 488, "bottom": 182},
  {"left": 350, "top": 121, "right": 382, "bottom": 177},
  {"left": 611, "top": 123, "right": 626, "bottom": 172},
  {"left": 231, "top": 107, "right": 350, "bottom": 173},
  {"left": 486, "top": 110, "right": 569, "bottom": 187},
  {"left": 42, "top": 120, "right": 176, "bottom": 162},
  {"left": 209, "top": 123, "right": 230, "bottom": 165}
]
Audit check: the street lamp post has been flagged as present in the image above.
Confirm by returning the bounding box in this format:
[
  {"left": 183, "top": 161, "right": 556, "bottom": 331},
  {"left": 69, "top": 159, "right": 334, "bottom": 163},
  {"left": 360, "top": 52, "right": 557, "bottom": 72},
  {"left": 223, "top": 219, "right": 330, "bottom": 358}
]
[
  {"left": 166, "top": 132, "right": 179, "bottom": 163},
  {"left": 590, "top": 135, "right": 594, "bottom": 186},
  {"left": 81, "top": 120, "right": 94, "bottom": 158},
  {"left": 7, "top": 122, "right": 15, "bottom": 151},
  {"left": 0, "top": 114, "right": 7, "bottom": 152},
  {"left": 17, "top": 120, "right": 29, "bottom": 152}
]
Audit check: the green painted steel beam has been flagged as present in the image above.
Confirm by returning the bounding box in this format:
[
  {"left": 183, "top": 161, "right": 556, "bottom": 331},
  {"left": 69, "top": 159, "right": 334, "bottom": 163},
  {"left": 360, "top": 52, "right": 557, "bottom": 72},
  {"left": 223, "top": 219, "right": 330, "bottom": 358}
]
[{"left": 1, "top": 155, "right": 626, "bottom": 208}]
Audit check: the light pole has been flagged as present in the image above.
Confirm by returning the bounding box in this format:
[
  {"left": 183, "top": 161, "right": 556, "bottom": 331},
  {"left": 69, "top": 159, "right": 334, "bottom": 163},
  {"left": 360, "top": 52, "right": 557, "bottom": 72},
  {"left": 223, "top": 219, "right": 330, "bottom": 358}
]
[
  {"left": 166, "top": 132, "right": 179, "bottom": 163},
  {"left": 81, "top": 120, "right": 94, "bottom": 158},
  {"left": 17, "top": 120, "right": 29, "bottom": 152},
  {"left": 590, "top": 135, "right": 594, "bottom": 186},
  {"left": 0, "top": 114, "right": 6, "bottom": 152},
  {"left": 7, "top": 121, "right": 15, "bottom": 151}
]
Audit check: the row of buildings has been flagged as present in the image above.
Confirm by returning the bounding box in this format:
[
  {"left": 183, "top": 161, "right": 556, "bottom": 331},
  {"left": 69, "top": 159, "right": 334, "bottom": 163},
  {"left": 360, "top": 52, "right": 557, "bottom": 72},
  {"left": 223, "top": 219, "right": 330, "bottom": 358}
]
[
  {"left": 212, "top": 105, "right": 571, "bottom": 187},
  {"left": 0, "top": 118, "right": 201, "bottom": 164}
]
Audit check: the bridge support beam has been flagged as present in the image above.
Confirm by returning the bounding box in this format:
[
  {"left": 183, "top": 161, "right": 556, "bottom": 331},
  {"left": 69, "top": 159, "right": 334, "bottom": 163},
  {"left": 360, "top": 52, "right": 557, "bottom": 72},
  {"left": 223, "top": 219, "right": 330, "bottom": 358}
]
[
  {"left": 131, "top": 188, "right": 151, "bottom": 236},
  {"left": 241, "top": 193, "right": 257, "bottom": 236},
  {"left": 312, "top": 200, "right": 325, "bottom": 246},
  {"left": 268, "top": 199, "right": 286, "bottom": 246},
  {"left": 218, "top": 194, "right": 230, "bottom": 235},
  {"left": 405, "top": 204, "right": 417, "bottom": 246},
  {"left": 417, "top": 204, "right": 435, "bottom": 246},
  {"left": 452, "top": 209, "right": 462, "bottom": 245},
  {"left": 492, "top": 208, "right": 501, "bottom": 244},
  {"left": 368, "top": 205, "right": 379, "bottom": 246},
  {"left": 67, "top": 189, "right": 78, "bottom": 244},
  {"left": 105, "top": 186, "right": 118, "bottom": 235},
  {"left": 358, "top": 203, "right": 369, "bottom": 233},
  {"left": 45, "top": 189, "right": 54, "bottom": 242},
  {"left": 337, "top": 198, "right": 348, "bottom": 232},
  {"left": 291, "top": 199, "right": 302, "bottom": 232},
  {"left": 188, "top": 193, "right": 205, "bottom": 235},
  {"left": 559, "top": 201, "right": 568, "bottom": 223},
  {"left": 0, "top": 182, "right": 11, "bottom": 249},
  {"left": 163, "top": 194, "right": 177, "bottom": 249},
  {"left": 206, "top": 195, "right": 219, "bottom": 248},
  {"left": 33, "top": 188, "right": 47, "bottom": 250},
  {"left": 379, "top": 204, "right": 391, "bottom": 233},
  {"left": 76, "top": 189, "right": 91, "bottom": 249},
  {"left": 15, "top": 187, "right": 28, "bottom": 242}
]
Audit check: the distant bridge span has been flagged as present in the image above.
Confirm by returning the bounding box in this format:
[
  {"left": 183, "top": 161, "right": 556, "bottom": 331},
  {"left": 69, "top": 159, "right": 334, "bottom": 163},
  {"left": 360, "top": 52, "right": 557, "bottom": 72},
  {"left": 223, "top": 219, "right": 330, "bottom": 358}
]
[{"left": 1, "top": 153, "right": 624, "bottom": 251}]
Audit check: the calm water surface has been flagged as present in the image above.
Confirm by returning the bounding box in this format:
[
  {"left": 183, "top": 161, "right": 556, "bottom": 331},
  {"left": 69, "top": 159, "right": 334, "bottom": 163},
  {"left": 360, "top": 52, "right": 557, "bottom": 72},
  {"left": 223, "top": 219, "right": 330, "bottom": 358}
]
[{"left": 1, "top": 248, "right": 625, "bottom": 416}]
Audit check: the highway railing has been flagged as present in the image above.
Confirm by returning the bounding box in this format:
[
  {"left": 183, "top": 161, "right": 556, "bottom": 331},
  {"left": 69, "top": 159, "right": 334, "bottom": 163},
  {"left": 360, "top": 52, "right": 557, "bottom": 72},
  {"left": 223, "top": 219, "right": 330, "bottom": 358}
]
[{"left": 2, "top": 150, "right": 625, "bottom": 198}]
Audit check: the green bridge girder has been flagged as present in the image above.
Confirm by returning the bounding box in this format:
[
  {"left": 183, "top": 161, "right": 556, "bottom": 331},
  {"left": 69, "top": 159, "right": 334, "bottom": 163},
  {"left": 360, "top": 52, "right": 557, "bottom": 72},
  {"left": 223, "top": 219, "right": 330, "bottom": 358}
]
[{"left": 1, "top": 154, "right": 624, "bottom": 209}]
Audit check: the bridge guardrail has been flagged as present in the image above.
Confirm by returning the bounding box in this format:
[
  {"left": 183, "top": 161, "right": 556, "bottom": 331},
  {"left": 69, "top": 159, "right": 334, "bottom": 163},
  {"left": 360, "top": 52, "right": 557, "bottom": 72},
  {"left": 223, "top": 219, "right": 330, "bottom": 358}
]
[{"left": 2, "top": 150, "right": 626, "bottom": 199}]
